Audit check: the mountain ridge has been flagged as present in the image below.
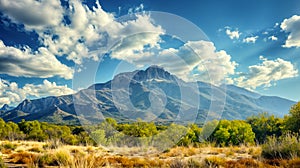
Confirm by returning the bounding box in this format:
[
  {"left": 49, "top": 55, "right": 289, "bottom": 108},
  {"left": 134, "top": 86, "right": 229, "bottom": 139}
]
[{"left": 0, "top": 66, "right": 296, "bottom": 124}]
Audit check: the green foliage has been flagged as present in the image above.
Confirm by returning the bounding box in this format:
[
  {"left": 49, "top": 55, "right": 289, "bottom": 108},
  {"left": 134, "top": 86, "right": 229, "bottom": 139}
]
[
  {"left": 38, "top": 153, "right": 58, "bottom": 166},
  {"left": 118, "top": 119, "right": 158, "bottom": 137},
  {"left": 284, "top": 102, "right": 300, "bottom": 133},
  {"left": 177, "top": 124, "right": 202, "bottom": 146},
  {"left": 0, "top": 156, "right": 6, "bottom": 168},
  {"left": 154, "top": 124, "right": 187, "bottom": 149},
  {"left": 201, "top": 120, "right": 219, "bottom": 141},
  {"left": 204, "top": 156, "right": 225, "bottom": 167},
  {"left": 262, "top": 133, "right": 300, "bottom": 159},
  {"left": 211, "top": 120, "right": 255, "bottom": 146},
  {"left": 247, "top": 112, "right": 283, "bottom": 143},
  {"left": 0, "top": 118, "right": 24, "bottom": 140},
  {"left": 1, "top": 142, "right": 17, "bottom": 150},
  {"left": 5, "top": 101, "right": 300, "bottom": 149},
  {"left": 91, "top": 129, "right": 106, "bottom": 145},
  {"left": 18, "top": 120, "right": 47, "bottom": 141}
]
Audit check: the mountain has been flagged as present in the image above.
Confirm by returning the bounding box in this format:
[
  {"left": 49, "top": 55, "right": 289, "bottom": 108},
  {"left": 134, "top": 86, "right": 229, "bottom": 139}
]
[
  {"left": 0, "top": 66, "right": 296, "bottom": 124},
  {"left": 0, "top": 104, "right": 14, "bottom": 115},
  {"left": 224, "top": 84, "right": 261, "bottom": 99}
]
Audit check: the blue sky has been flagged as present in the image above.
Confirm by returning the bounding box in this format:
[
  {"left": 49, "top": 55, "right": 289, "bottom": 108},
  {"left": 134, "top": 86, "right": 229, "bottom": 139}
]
[{"left": 0, "top": 0, "right": 300, "bottom": 107}]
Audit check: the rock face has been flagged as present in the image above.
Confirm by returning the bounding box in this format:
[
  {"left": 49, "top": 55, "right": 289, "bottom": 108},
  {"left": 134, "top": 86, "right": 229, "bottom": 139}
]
[
  {"left": 0, "top": 66, "right": 296, "bottom": 125},
  {"left": 0, "top": 104, "right": 13, "bottom": 111}
]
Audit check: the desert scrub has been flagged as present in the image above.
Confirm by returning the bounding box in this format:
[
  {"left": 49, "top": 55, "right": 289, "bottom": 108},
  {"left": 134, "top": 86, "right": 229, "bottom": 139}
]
[
  {"left": 162, "top": 146, "right": 198, "bottom": 157},
  {"left": 43, "top": 139, "right": 62, "bottom": 149},
  {"left": 28, "top": 146, "right": 44, "bottom": 153},
  {"left": 0, "top": 156, "right": 6, "bottom": 168},
  {"left": 169, "top": 159, "right": 187, "bottom": 168},
  {"left": 38, "top": 153, "right": 58, "bottom": 166},
  {"left": 225, "top": 158, "right": 259, "bottom": 168},
  {"left": 38, "top": 150, "right": 72, "bottom": 167},
  {"left": 8, "top": 151, "right": 37, "bottom": 165},
  {"left": 187, "top": 159, "right": 202, "bottom": 168},
  {"left": 1, "top": 142, "right": 17, "bottom": 150},
  {"left": 262, "top": 133, "right": 300, "bottom": 159},
  {"left": 0, "top": 142, "right": 17, "bottom": 154},
  {"left": 204, "top": 156, "right": 225, "bottom": 167},
  {"left": 54, "top": 150, "right": 72, "bottom": 166}
]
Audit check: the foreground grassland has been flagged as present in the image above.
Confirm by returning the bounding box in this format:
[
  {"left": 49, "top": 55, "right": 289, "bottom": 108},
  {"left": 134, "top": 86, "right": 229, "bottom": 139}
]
[
  {"left": 1, "top": 140, "right": 300, "bottom": 168},
  {"left": 1, "top": 102, "right": 300, "bottom": 167}
]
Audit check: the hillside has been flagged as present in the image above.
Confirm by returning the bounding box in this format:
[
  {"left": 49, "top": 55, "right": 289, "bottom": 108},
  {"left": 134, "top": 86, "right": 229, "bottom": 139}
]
[{"left": 0, "top": 66, "right": 295, "bottom": 124}]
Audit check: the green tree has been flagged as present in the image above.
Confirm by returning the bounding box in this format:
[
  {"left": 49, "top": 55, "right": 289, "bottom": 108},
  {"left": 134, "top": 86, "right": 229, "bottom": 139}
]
[
  {"left": 212, "top": 120, "right": 255, "bottom": 146},
  {"left": 247, "top": 112, "right": 283, "bottom": 143},
  {"left": 0, "top": 118, "right": 7, "bottom": 139},
  {"left": 201, "top": 120, "right": 219, "bottom": 141},
  {"left": 177, "top": 124, "right": 202, "bottom": 146},
  {"left": 120, "top": 119, "right": 158, "bottom": 137},
  {"left": 91, "top": 129, "right": 106, "bottom": 145},
  {"left": 284, "top": 102, "right": 300, "bottom": 133},
  {"left": 5, "top": 121, "right": 24, "bottom": 140},
  {"left": 18, "top": 120, "right": 47, "bottom": 141}
]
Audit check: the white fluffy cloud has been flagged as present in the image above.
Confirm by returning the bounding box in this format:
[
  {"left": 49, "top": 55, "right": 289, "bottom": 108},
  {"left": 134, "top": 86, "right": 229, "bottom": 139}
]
[
  {"left": 0, "top": 40, "right": 74, "bottom": 79},
  {"left": 35, "top": 0, "right": 164, "bottom": 64},
  {"left": 0, "top": 0, "right": 64, "bottom": 30},
  {"left": 235, "top": 56, "right": 298, "bottom": 89},
  {"left": 111, "top": 39, "right": 237, "bottom": 84},
  {"left": 281, "top": 15, "right": 300, "bottom": 48},
  {"left": 0, "top": 0, "right": 166, "bottom": 105},
  {"left": 268, "top": 35, "right": 278, "bottom": 41},
  {"left": 0, "top": 79, "right": 74, "bottom": 107},
  {"left": 225, "top": 29, "right": 241, "bottom": 39},
  {"left": 243, "top": 36, "right": 259, "bottom": 43}
]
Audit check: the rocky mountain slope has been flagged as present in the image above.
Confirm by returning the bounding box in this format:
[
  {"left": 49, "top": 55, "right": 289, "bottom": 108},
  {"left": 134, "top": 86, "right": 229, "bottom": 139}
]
[{"left": 0, "top": 66, "right": 295, "bottom": 125}]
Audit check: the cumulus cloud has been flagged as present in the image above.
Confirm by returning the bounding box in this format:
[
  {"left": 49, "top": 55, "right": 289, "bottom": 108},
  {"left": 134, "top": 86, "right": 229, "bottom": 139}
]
[
  {"left": 0, "top": 40, "right": 74, "bottom": 79},
  {"left": 225, "top": 29, "right": 241, "bottom": 39},
  {"left": 111, "top": 39, "right": 237, "bottom": 84},
  {"left": 243, "top": 36, "right": 259, "bottom": 43},
  {"left": 0, "top": 79, "right": 74, "bottom": 107},
  {"left": 281, "top": 15, "right": 300, "bottom": 48},
  {"left": 268, "top": 35, "right": 278, "bottom": 41},
  {"left": 0, "top": 0, "right": 168, "bottom": 104},
  {"left": 31, "top": 0, "right": 164, "bottom": 64},
  {"left": 0, "top": 0, "right": 63, "bottom": 30},
  {"left": 235, "top": 56, "right": 298, "bottom": 90}
]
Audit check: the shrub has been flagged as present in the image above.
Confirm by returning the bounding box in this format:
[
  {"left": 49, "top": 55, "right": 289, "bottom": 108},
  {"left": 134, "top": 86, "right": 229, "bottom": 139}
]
[
  {"left": 38, "top": 153, "right": 58, "bottom": 166},
  {"left": 212, "top": 120, "right": 255, "bottom": 146},
  {"left": 247, "top": 113, "right": 283, "bottom": 144},
  {"left": 43, "top": 139, "right": 61, "bottom": 149},
  {"left": 262, "top": 133, "right": 300, "bottom": 159},
  {"left": 225, "top": 158, "right": 259, "bottom": 168},
  {"left": 28, "top": 147, "right": 44, "bottom": 153},
  {"left": 9, "top": 151, "right": 37, "bottom": 165},
  {"left": 0, "top": 156, "right": 6, "bottom": 168},
  {"left": 54, "top": 150, "right": 72, "bottom": 166},
  {"left": 169, "top": 159, "right": 187, "bottom": 168},
  {"left": 1, "top": 142, "right": 17, "bottom": 150},
  {"left": 72, "top": 154, "right": 105, "bottom": 168},
  {"left": 204, "top": 156, "right": 225, "bottom": 167},
  {"left": 187, "top": 159, "right": 202, "bottom": 168}
]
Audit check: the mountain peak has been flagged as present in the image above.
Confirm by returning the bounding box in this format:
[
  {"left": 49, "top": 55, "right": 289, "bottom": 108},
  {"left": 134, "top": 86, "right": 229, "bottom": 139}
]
[
  {"left": 132, "top": 65, "right": 176, "bottom": 81},
  {"left": 146, "top": 65, "right": 164, "bottom": 71},
  {"left": 0, "top": 67, "right": 297, "bottom": 124},
  {"left": 0, "top": 104, "right": 13, "bottom": 111}
]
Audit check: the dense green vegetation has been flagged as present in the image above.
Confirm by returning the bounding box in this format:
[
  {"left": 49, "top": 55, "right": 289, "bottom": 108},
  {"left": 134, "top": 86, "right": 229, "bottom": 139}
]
[{"left": 0, "top": 102, "right": 300, "bottom": 152}]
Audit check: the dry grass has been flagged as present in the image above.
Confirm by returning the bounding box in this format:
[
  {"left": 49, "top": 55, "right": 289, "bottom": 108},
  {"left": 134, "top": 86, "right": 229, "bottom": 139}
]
[
  {"left": 8, "top": 151, "right": 37, "bottom": 165},
  {"left": 162, "top": 146, "right": 199, "bottom": 158},
  {"left": 1, "top": 140, "right": 300, "bottom": 168}
]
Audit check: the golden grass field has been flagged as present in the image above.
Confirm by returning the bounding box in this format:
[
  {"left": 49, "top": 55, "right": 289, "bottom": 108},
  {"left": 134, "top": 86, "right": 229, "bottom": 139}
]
[{"left": 1, "top": 140, "right": 300, "bottom": 168}]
